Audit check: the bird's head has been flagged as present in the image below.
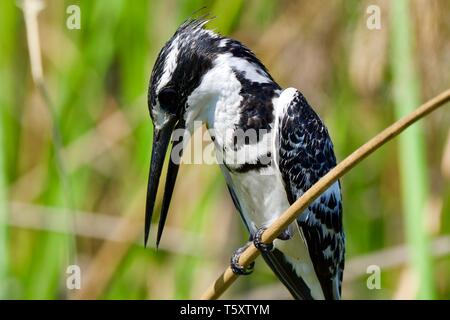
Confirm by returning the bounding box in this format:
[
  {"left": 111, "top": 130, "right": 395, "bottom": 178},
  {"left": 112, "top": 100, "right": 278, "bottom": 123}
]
[{"left": 145, "top": 18, "right": 279, "bottom": 247}]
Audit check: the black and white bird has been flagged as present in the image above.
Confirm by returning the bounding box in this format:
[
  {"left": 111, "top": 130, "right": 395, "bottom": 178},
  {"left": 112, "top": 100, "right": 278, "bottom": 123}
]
[{"left": 145, "top": 18, "right": 345, "bottom": 300}]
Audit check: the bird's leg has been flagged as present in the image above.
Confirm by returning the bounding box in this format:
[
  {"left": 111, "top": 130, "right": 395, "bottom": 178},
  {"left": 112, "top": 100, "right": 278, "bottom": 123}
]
[
  {"left": 230, "top": 242, "right": 255, "bottom": 275},
  {"left": 253, "top": 226, "right": 292, "bottom": 252}
]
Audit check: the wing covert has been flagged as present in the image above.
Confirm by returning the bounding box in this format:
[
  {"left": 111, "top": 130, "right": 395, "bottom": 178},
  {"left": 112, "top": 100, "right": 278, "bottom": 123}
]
[{"left": 277, "top": 89, "right": 345, "bottom": 299}]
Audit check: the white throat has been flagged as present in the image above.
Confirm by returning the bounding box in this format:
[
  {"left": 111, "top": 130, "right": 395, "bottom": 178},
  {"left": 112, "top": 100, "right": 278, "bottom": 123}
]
[{"left": 184, "top": 58, "right": 242, "bottom": 148}]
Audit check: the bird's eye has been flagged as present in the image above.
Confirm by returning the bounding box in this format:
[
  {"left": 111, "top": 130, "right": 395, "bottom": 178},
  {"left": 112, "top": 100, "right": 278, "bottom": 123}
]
[{"left": 158, "top": 88, "right": 178, "bottom": 114}]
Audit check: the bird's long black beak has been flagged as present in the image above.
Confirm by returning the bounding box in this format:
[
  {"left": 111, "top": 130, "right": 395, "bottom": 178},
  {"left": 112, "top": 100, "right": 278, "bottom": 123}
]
[{"left": 145, "top": 118, "right": 184, "bottom": 248}]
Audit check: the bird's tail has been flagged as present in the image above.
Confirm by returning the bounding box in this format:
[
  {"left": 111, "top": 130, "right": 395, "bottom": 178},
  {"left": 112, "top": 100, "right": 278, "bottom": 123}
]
[{"left": 261, "top": 249, "right": 314, "bottom": 300}]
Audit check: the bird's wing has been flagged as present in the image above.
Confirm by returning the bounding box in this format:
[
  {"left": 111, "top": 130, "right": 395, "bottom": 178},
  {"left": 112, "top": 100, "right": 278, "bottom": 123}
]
[{"left": 277, "top": 88, "right": 345, "bottom": 300}]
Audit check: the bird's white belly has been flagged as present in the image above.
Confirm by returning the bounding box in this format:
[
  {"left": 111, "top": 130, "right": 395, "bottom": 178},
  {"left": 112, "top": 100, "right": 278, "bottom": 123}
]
[
  {"left": 229, "top": 165, "right": 288, "bottom": 230},
  {"left": 228, "top": 165, "right": 325, "bottom": 300}
]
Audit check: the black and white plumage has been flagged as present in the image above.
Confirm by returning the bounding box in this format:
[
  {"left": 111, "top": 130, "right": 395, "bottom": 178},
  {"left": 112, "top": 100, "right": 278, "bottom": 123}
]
[
  {"left": 277, "top": 91, "right": 345, "bottom": 299},
  {"left": 145, "top": 18, "right": 345, "bottom": 300}
]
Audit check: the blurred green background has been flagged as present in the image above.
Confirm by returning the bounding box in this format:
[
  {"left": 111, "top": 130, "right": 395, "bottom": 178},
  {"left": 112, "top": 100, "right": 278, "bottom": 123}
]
[{"left": 0, "top": 0, "right": 449, "bottom": 299}]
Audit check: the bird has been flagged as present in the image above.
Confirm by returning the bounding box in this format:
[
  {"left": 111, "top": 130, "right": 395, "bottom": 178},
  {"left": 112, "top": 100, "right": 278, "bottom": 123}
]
[{"left": 145, "top": 18, "right": 345, "bottom": 300}]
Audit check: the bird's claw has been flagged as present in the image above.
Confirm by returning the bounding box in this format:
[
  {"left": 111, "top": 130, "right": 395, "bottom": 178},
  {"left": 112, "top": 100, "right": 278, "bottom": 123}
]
[
  {"left": 230, "top": 244, "right": 255, "bottom": 275},
  {"left": 253, "top": 227, "right": 274, "bottom": 252},
  {"left": 252, "top": 226, "right": 291, "bottom": 252}
]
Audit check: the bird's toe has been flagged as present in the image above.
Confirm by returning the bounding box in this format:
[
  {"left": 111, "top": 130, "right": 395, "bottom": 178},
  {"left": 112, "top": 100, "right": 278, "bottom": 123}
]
[
  {"left": 230, "top": 243, "right": 255, "bottom": 275},
  {"left": 253, "top": 227, "right": 274, "bottom": 252}
]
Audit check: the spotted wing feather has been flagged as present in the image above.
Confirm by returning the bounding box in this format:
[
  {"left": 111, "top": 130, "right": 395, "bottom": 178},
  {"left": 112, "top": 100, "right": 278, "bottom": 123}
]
[{"left": 278, "top": 90, "right": 345, "bottom": 300}]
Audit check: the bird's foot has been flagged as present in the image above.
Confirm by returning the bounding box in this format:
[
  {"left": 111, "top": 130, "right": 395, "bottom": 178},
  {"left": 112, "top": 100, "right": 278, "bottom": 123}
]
[
  {"left": 253, "top": 226, "right": 292, "bottom": 252},
  {"left": 230, "top": 243, "right": 255, "bottom": 275},
  {"left": 253, "top": 227, "right": 274, "bottom": 252}
]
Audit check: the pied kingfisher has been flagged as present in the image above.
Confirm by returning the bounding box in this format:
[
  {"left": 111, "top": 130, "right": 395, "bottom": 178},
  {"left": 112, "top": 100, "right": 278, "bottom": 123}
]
[{"left": 145, "top": 18, "right": 345, "bottom": 300}]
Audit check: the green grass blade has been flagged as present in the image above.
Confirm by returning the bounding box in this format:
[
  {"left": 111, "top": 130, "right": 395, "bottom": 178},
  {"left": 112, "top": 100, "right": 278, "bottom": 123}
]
[
  {"left": 0, "top": 0, "right": 20, "bottom": 299},
  {"left": 0, "top": 75, "right": 9, "bottom": 300},
  {"left": 390, "top": 0, "right": 435, "bottom": 298}
]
